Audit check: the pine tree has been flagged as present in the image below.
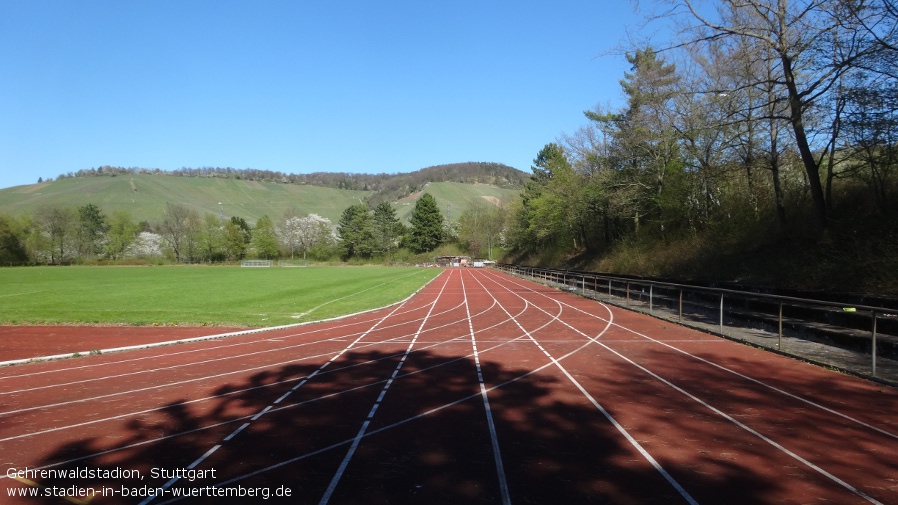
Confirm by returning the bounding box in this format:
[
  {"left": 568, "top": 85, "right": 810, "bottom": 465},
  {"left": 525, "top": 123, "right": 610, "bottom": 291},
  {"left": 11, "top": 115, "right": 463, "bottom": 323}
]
[
  {"left": 408, "top": 193, "right": 443, "bottom": 254},
  {"left": 338, "top": 204, "right": 376, "bottom": 259},
  {"left": 372, "top": 201, "right": 404, "bottom": 255}
]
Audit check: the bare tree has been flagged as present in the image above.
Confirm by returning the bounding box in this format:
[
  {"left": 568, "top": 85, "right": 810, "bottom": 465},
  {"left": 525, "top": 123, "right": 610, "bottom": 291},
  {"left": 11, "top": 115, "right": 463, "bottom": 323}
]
[
  {"left": 675, "top": 0, "right": 892, "bottom": 230},
  {"left": 160, "top": 203, "right": 198, "bottom": 262}
]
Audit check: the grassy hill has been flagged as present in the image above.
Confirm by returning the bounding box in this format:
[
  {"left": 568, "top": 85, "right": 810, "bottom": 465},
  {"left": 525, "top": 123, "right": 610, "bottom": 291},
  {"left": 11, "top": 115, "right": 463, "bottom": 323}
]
[
  {"left": 0, "top": 170, "right": 522, "bottom": 225},
  {"left": 393, "top": 181, "right": 519, "bottom": 222},
  {"left": 0, "top": 174, "right": 371, "bottom": 224}
]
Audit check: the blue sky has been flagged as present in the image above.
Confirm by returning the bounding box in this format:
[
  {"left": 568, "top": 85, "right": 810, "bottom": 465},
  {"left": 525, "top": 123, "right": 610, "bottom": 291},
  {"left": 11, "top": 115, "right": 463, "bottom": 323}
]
[{"left": 0, "top": 0, "right": 647, "bottom": 189}]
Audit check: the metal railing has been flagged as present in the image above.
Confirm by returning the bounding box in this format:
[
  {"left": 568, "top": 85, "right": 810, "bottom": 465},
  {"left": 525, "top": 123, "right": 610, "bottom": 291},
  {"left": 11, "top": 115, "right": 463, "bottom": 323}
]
[{"left": 498, "top": 264, "right": 898, "bottom": 385}]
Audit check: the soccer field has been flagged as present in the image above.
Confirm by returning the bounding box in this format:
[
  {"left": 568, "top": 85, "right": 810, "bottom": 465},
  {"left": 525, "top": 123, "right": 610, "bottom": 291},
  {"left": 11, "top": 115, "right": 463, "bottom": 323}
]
[{"left": 0, "top": 265, "right": 441, "bottom": 327}]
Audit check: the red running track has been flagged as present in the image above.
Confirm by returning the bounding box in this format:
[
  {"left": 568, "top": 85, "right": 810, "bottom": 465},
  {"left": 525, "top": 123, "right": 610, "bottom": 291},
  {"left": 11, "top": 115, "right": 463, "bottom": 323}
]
[{"left": 1, "top": 268, "right": 897, "bottom": 505}]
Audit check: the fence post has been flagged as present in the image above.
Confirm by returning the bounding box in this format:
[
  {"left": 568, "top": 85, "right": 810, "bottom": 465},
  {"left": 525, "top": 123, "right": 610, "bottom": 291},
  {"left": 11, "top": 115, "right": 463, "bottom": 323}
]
[
  {"left": 778, "top": 302, "right": 783, "bottom": 349},
  {"left": 719, "top": 293, "right": 725, "bottom": 335},
  {"left": 649, "top": 284, "right": 654, "bottom": 313},
  {"left": 679, "top": 289, "right": 683, "bottom": 322},
  {"left": 872, "top": 312, "right": 878, "bottom": 377}
]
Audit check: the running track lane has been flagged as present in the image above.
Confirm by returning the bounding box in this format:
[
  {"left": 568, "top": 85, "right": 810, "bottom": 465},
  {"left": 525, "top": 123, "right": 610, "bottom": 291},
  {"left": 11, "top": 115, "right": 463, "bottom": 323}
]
[{"left": 1, "top": 269, "right": 897, "bottom": 504}]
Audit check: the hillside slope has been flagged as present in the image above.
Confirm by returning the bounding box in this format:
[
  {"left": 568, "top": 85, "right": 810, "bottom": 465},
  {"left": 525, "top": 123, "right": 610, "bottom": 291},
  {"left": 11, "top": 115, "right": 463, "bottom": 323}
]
[
  {"left": 0, "top": 165, "right": 526, "bottom": 225},
  {"left": 0, "top": 174, "right": 370, "bottom": 224},
  {"left": 393, "top": 181, "right": 518, "bottom": 222}
]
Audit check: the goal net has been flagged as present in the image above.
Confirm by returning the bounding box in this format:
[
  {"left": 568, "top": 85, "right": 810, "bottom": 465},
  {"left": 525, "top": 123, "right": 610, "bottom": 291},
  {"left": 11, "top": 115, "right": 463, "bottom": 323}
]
[{"left": 240, "top": 260, "right": 273, "bottom": 267}]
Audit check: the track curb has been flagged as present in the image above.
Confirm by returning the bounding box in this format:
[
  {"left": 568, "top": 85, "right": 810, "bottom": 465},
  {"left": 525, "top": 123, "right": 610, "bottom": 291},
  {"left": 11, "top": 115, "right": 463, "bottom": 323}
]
[{"left": 0, "top": 271, "right": 444, "bottom": 367}]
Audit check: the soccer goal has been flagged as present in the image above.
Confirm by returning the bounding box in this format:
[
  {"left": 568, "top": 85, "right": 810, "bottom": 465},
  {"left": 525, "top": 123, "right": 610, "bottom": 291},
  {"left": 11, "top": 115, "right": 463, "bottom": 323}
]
[
  {"left": 240, "top": 259, "right": 273, "bottom": 267},
  {"left": 278, "top": 259, "right": 310, "bottom": 267}
]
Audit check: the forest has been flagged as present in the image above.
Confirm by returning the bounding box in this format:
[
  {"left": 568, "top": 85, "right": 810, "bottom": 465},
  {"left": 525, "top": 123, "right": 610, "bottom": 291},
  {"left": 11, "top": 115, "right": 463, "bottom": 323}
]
[{"left": 503, "top": 0, "right": 898, "bottom": 293}]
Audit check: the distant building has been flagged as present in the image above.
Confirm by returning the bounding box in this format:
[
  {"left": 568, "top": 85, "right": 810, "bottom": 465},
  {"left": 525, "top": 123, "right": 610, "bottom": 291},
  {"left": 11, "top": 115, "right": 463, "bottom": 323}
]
[{"left": 435, "top": 255, "right": 471, "bottom": 267}]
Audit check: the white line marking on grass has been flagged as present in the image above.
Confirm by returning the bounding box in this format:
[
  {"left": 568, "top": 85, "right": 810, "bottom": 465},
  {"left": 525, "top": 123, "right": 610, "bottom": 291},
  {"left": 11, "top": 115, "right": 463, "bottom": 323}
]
[
  {"left": 289, "top": 271, "right": 426, "bottom": 320},
  {"left": 0, "top": 270, "right": 441, "bottom": 368},
  {"left": 0, "top": 281, "right": 445, "bottom": 385}
]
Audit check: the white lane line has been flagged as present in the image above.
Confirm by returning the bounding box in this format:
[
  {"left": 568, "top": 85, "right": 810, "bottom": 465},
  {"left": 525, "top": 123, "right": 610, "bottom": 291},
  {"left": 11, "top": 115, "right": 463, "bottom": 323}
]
[
  {"left": 138, "top": 444, "right": 222, "bottom": 505},
  {"left": 460, "top": 269, "right": 511, "bottom": 504},
  {"left": 1, "top": 319, "right": 536, "bottom": 484},
  {"left": 599, "top": 338, "right": 885, "bottom": 504},
  {"left": 137, "top": 285, "right": 427, "bottom": 505},
  {"left": 0, "top": 300, "right": 476, "bottom": 416},
  {"left": 0, "top": 294, "right": 531, "bottom": 492},
  {"left": 150, "top": 281, "right": 591, "bottom": 500},
  {"left": 193, "top": 299, "right": 610, "bottom": 498},
  {"left": 223, "top": 423, "right": 250, "bottom": 441},
  {"left": 318, "top": 270, "right": 454, "bottom": 505},
  {"left": 0, "top": 297, "right": 448, "bottom": 395},
  {"left": 488, "top": 270, "right": 887, "bottom": 505},
  {"left": 0, "top": 297, "right": 508, "bottom": 444},
  {"left": 613, "top": 325, "right": 898, "bottom": 441},
  {"left": 470, "top": 270, "right": 699, "bottom": 505},
  {"left": 5, "top": 293, "right": 528, "bottom": 493},
  {"left": 494, "top": 270, "right": 898, "bottom": 441},
  {"left": 1, "top": 333, "right": 361, "bottom": 396}
]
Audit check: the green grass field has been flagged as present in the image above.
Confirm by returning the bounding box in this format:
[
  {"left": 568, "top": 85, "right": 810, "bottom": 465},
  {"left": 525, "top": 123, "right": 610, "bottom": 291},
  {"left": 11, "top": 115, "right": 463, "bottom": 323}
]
[{"left": 0, "top": 266, "right": 442, "bottom": 327}]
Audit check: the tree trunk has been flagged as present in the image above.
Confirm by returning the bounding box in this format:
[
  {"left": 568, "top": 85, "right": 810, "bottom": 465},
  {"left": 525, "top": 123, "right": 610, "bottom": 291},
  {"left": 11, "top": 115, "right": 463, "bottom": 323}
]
[{"left": 782, "top": 55, "right": 828, "bottom": 230}]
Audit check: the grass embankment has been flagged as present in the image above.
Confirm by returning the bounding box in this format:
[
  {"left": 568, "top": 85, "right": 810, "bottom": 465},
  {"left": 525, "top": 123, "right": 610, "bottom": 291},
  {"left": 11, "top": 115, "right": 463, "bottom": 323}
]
[
  {"left": 0, "top": 266, "right": 442, "bottom": 327},
  {"left": 561, "top": 203, "right": 898, "bottom": 296}
]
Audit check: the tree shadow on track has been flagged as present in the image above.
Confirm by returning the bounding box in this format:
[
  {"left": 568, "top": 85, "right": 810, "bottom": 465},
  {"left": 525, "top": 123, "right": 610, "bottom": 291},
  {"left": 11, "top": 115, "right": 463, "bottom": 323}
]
[
  {"left": 591, "top": 345, "right": 898, "bottom": 505},
  {"left": 21, "top": 349, "right": 774, "bottom": 505}
]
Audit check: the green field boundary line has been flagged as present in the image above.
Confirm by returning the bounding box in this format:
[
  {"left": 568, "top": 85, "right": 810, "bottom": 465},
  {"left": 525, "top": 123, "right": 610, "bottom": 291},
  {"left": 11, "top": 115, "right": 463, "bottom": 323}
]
[{"left": 0, "top": 270, "right": 445, "bottom": 368}]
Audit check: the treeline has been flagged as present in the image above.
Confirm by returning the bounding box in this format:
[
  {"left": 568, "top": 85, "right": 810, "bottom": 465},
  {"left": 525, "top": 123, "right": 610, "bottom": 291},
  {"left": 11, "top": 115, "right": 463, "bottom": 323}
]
[
  {"left": 0, "top": 192, "right": 508, "bottom": 266},
  {"left": 0, "top": 203, "right": 339, "bottom": 265},
  {"left": 50, "top": 162, "right": 528, "bottom": 198},
  {"left": 505, "top": 0, "right": 898, "bottom": 280}
]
